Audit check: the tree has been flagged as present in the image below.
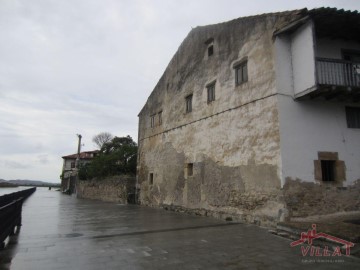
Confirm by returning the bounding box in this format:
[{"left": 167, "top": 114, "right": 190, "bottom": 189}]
[
  {"left": 79, "top": 135, "right": 137, "bottom": 180},
  {"left": 92, "top": 132, "right": 113, "bottom": 149}
]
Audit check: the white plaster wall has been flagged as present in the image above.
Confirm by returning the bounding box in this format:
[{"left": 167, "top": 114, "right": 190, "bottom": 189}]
[
  {"left": 316, "top": 38, "right": 360, "bottom": 59},
  {"left": 63, "top": 159, "right": 74, "bottom": 171},
  {"left": 291, "top": 21, "right": 316, "bottom": 96},
  {"left": 274, "top": 35, "right": 293, "bottom": 96},
  {"left": 278, "top": 95, "right": 360, "bottom": 186}
]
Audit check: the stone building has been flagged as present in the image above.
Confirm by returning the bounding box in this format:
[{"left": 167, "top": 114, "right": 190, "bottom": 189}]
[{"left": 137, "top": 8, "right": 360, "bottom": 226}]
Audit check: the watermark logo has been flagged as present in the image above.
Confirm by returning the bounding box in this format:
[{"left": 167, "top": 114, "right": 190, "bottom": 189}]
[{"left": 290, "top": 224, "right": 354, "bottom": 256}]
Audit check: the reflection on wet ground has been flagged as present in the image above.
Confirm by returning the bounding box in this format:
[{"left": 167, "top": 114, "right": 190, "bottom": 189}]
[{"left": 0, "top": 188, "right": 359, "bottom": 270}]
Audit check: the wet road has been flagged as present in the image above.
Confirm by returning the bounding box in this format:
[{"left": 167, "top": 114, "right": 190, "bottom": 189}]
[{"left": 0, "top": 188, "right": 359, "bottom": 269}]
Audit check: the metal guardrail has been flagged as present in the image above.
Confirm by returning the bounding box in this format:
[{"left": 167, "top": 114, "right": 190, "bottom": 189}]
[
  {"left": 316, "top": 58, "right": 360, "bottom": 87},
  {"left": 0, "top": 187, "right": 36, "bottom": 248}
]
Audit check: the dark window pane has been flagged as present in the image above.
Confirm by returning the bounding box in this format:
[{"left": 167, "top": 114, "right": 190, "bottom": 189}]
[
  {"left": 186, "top": 95, "right": 192, "bottom": 113},
  {"left": 208, "top": 45, "right": 214, "bottom": 56},
  {"left": 235, "top": 61, "right": 248, "bottom": 85},
  {"left": 321, "top": 160, "right": 335, "bottom": 181},
  {"left": 346, "top": 107, "right": 360, "bottom": 128},
  {"left": 207, "top": 84, "right": 215, "bottom": 103}
]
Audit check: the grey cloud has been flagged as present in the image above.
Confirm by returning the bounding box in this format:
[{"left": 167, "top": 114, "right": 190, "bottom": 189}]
[
  {"left": 0, "top": 0, "right": 359, "bottom": 182},
  {"left": 0, "top": 159, "right": 29, "bottom": 169}
]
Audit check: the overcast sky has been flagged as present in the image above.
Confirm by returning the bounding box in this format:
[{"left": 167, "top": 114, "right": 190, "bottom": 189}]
[{"left": 0, "top": 0, "right": 359, "bottom": 183}]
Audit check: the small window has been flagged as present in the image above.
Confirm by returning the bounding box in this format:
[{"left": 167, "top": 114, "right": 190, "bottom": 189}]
[
  {"left": 235, "top": 61, "right": 248, "bottom": 85},
  {"left": 345, "top": 107, "right": 360, "bottom": 128},
  {"left": 321, "top": 160, "right": 335, "bottom": 182},
  {"left": 186, "top": 94, "right": 193, "bottom": 113},
  {"left": 208, "top": 45, "right": 214, "bottom": 57},
  {"left": 150, "top": 115, "right": 156, "bottom": 128},
  {"left": 314, "top": 151, "right": 346, "bottom": 184},
  {"left": 158, "top": 111, "right": 162, "bottom": 125},
  {"left": 187, "top": 163, "right": 193, "bottom": 177},
  {"left": 71, "top": 162, "right": 75, "bottom": 168},
  {"left": 207, "top": 83, "right": 215, "bottom": 103},
  {"left": 149, "top": 173, "right": 154, "bottom": 185}
]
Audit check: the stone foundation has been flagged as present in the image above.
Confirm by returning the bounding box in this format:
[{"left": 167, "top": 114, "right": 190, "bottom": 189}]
[
  {"left": 77, "top": 175, "right": 136, "bottom": 203},
  {"left": 283, "top": 178, "right": 360, "bottom": 218}
]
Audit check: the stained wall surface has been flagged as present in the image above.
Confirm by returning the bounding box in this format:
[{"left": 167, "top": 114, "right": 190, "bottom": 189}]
[{"left": 137, "top": 12, "right": 303, "bottom": 225}]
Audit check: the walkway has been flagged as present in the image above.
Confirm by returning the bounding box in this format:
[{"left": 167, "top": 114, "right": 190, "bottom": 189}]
[{"left": 0, "top": 188, "right": 359, "bottom": 269}]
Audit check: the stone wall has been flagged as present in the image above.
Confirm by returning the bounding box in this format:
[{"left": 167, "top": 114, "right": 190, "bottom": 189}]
[
  {"left": 136, "top": 12, "right": 304, "bottom": 226},
  {"left": 283, "top": 178, "right": 360, "bottom": 218},
  {"left": 77, "top": 175, "right": 136, "bottom": 203}
]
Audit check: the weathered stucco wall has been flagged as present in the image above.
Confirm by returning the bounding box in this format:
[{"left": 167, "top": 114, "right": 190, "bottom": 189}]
[
  {"left": 77, "top": 175, "right": 135, "bottom": 203},
  {"left": 137, "top": 9, "right": 360, "bottom": 226},
  {"left": 137, "top": 12, "right": 304, "bottom": 226}
]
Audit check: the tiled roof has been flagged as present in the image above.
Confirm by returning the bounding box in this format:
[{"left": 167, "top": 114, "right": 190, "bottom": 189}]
[
  {"left": 307, "top": 7, "right": 360, "bottom": 42},
  {"left": 62, "top": 150, "right": 99, "bottom": 160}
]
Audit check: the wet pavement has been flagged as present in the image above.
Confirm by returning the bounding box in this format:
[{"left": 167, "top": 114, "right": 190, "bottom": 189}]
[{"left": 0, "top": 188, "right": 359, "bottom": 269}]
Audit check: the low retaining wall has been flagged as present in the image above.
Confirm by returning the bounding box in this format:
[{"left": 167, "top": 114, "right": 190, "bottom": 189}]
[
  {"left": 284, "top": 178, "right": 360, "bottom": 218},
  {"left": 77, "top": 175, "right": 136, "bottom": 203}
]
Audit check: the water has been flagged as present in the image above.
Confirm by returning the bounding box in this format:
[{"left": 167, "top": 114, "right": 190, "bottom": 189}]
[{"left": 0, "top": 186, "right": 32, "bottom": 196}]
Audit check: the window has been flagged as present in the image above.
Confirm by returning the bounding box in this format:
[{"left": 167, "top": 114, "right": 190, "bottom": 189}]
[
  {"left": 314, "top": 151, "right": 346, "bottom": 184},
  {"left": 207, "top": 83, "right": 215, "bottom": 103},
  {"left": 149, "top": 173, "right": 154, "bottom": 185},
  {"left": 205, "top": 38, "right": 214, "bottom": 58},
  {"left": 208, "top": 45, "right": 214, "bottom": 57},
  {"left": 186, "top": 94, "right": 193, "bottom": 113},
  {"left": 71, "top": 162, "right": 75, "bottom": 168},
  {"left": 321, "top": 160, "right": 335, "bottom": 182},
  {"left": 235, "top": 61, "right": 248, "bottom": 85},
  {"left": 345, "top": 107, "right": 360, "bottom": 128},
  {"left": 158, "top": 111, "right": 162, "bottom": 125},
  {"left": 187, "top": 163, "right": 193, "bottom": 177},
  {"left": 150, "top": 114, "right": 155, "bottom": 128}
]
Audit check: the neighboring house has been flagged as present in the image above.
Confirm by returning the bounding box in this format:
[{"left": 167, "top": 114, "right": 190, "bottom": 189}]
[
  {"left": 137, "top": 8, "right": 360, "bottom": 226},
  {"left": 61, "top": 150, "right": 99, "bottom": 193}
]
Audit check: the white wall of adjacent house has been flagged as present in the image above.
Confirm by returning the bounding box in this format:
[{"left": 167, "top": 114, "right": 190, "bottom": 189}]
[
  {"left": 277, "top": 95, "right": 360, "bottom": 186},
  {"left": 291, "top": 21, "right": 316, "bottom": 97},
  {"left": 63, "top": 159, "right": 75, "bottom": 171},
  {"left": 274, "top": 35, "right": 293, "bottom": 96},
  {"left": 274, "top": 21, "right": 317, "bottom": 97}
]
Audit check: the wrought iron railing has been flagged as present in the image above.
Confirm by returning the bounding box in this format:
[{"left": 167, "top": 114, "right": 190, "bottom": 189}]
[
  {"left": 0, "top": 187, "right": 36, "bottom": 248},
  {"left": 316, "top": 58, "right": 360, "bottom": 87}
]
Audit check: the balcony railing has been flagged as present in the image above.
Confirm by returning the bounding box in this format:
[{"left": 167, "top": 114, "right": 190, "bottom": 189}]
[{"left": 316, "top": 58, "right": 360, "bottom": 88}]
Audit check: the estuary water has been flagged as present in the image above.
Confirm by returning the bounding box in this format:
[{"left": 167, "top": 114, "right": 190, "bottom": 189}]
[{"left": 0, "top": 186, "right": 32, "bottom": 196}]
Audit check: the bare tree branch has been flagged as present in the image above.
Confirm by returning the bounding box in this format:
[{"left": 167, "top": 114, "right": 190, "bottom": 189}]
[{"left": 92, "top": 132, "right": 113, "bottom": 149}]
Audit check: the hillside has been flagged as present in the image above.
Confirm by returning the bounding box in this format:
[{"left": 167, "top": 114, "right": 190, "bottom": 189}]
[{"left": 0, "top": 179, "right": 60, "bottom": 187}]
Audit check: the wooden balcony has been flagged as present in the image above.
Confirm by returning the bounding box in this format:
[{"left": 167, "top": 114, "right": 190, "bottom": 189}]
[
  {"left": 297, "top": 58, "right": 360, "bottom": 102},
  {"left": 316, "top": 58, "right": 360, "bottom": 87}
]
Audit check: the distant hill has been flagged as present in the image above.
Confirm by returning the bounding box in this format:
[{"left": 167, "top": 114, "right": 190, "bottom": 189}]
[
  {"left": 0, "top": 181, "right": 18, "bottom": 187},
  {"left": 1, "top": 179, "right": 60, "bottom": 187}
]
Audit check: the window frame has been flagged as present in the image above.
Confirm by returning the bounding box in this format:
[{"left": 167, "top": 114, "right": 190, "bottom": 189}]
[
  {"left": 185, "top": 94, "right": 193, "bottom": 113},
  {"left": 207, "top": 82, "right": 216, "bottom": 103},
  {"left": 158, "top": 111, "right": 163, "bottom": 125},
  {"left": 234, "top": 60, "right": 248, "bottom": 86},
  {"left": 345, "top": 106, "right": 360, "bottom": 128},
  {"left": 187, "top": 163, "right": 193, "bottom": 177},
  {"left": 149, "top": 173, "right": 154, "bottom": 185},
  {"left": 150, "top": 114, "right": 156, "bottom": 128}
]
